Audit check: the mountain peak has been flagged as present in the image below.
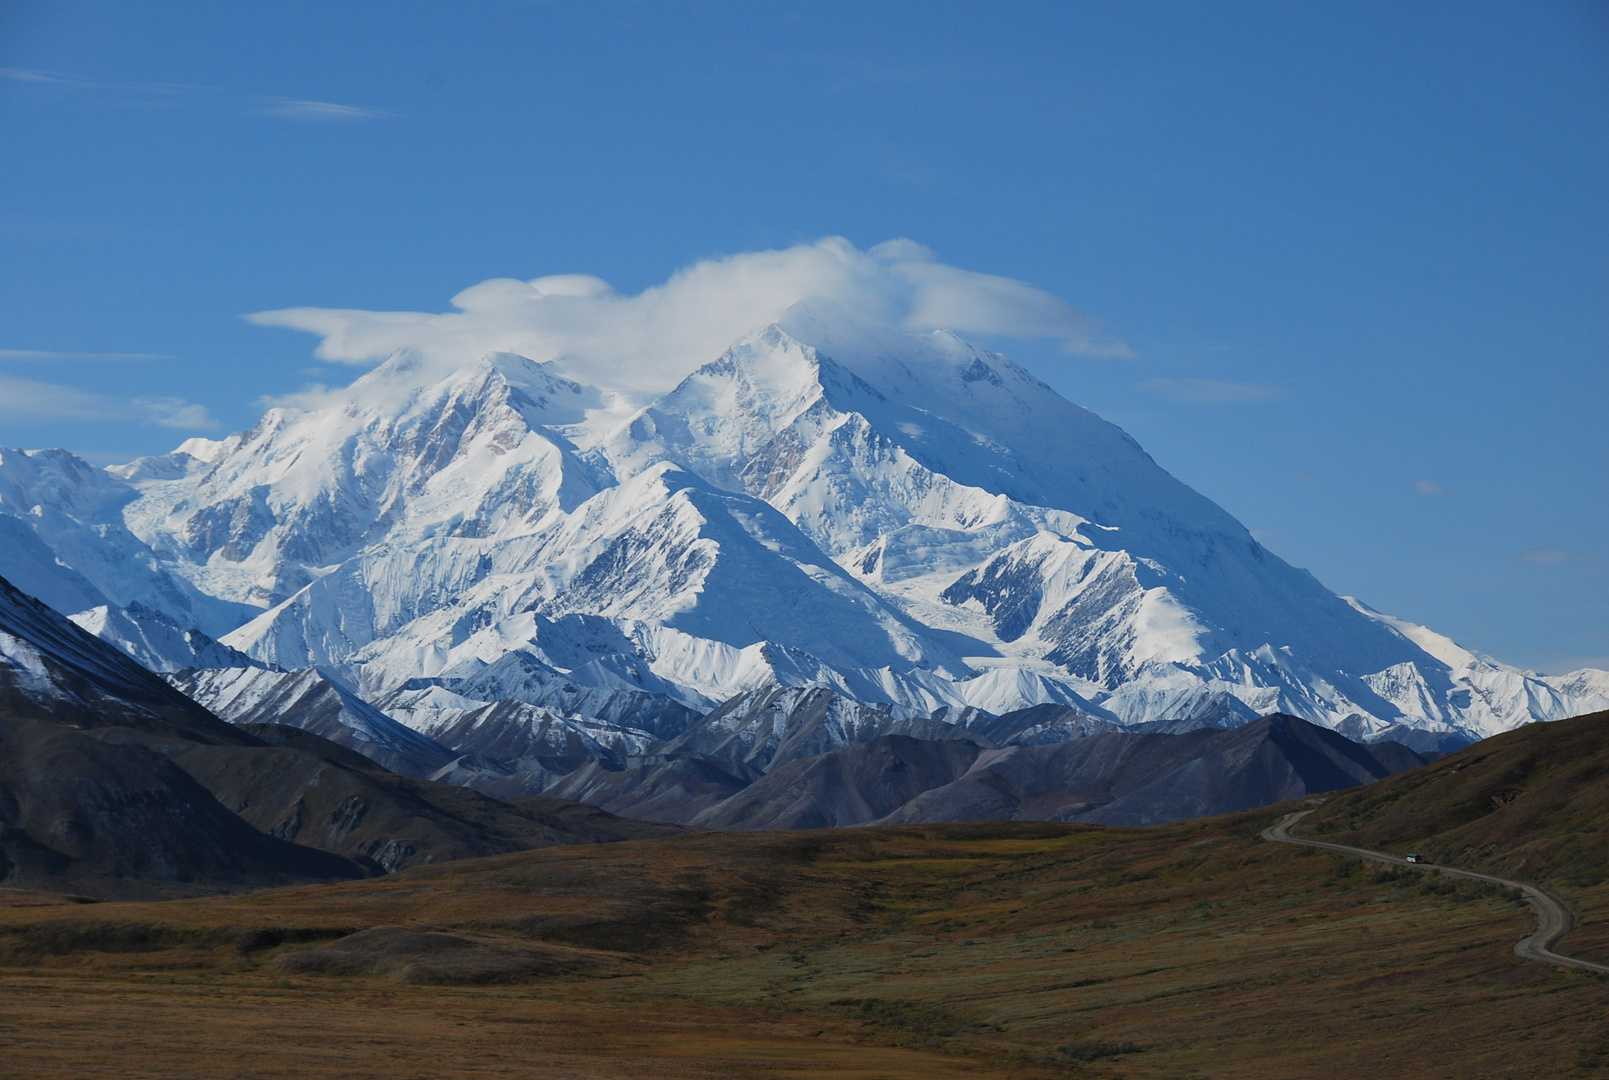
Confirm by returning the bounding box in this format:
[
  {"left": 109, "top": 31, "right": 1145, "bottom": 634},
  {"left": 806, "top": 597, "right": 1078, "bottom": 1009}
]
[{"left": 3, "top": 315, "right": 1604, "bottom": 755}]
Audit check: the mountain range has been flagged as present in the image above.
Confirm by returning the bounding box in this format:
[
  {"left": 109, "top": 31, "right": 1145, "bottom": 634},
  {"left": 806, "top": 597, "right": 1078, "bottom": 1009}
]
[
  {"left": 1, "top": 305, "right": 1604, "bottom": 822},
  {"left": 0, "top": 564, "right": 1425, "bottom": 897},
  {"left": 0, "top": 572, "right": 678, "bottom": 896}
]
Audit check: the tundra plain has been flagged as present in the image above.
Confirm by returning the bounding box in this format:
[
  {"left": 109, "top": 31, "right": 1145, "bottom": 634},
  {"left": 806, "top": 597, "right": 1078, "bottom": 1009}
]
[{"left": 2, "top": 803, "right": 1605, "bottom": 1080}]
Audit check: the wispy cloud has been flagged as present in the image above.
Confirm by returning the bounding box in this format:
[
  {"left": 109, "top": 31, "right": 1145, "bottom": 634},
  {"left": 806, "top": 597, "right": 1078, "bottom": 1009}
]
[
  {"left": 248, "top": 237, "right": 1133, "bottom": 397},
  {"left": 0, "top": 67, "right": 65, "bottom": 84},
  {"left": 0, "top": 375, "right": 215, "bottom": 430},
  {"left": 1514, "top": 548, "right": 1601, "bottom": 566},
  {"left": 1063, "top": 338, "right": 1136, "bottom": 360},
  {"left": 258, "top": 383, "right": 333, "bottom": 411},
  {"left": 1140, "top": 378, "right": 1286, "bottom": 404},
  {"left": 1413, "top": 478, "right": 1449, "bottom": 496},
  {"left": 0, "top": 349, "right": 167, "bottom": 362},
  {"left": 0, "top": 375, "right": 120, "bottom": 420},
  {"left": 0, "top": 67, "right": 391, "bottom": 123},
  {"left": 257, "top": 98, "right": 395, "bottom": 121},
  {"left": 136, "top": 396, "right": 219, "bottom": 430}
]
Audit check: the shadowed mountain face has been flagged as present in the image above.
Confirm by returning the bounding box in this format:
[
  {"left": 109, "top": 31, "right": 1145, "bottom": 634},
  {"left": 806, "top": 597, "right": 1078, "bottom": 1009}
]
[
  {"left": 689, "top": 735, "right": 986, "bottom": 830},
  {"left": 552, "top": 712, "right": 1425, "bottom": 829},
  {"left": 503, "top": 680, "right": 1430, "bottom": 829},
  {"left": 0, "top": 573, "right": 355, "bottom": 896},
  {"left": 0, "top": 574, "right": 255, "bottom": 748},
  {"left": 170, "top": 667, "right": 460, "bottom": 779},
  {"left": 662, "top": 686, "right": 988, "bottom": 780},
  {"left": 0, "top": 574, "right": 677, "bottom": 897},
  {"left": 878, "top": 714, "right": 1426, "bottom": 827},
  {"left": 177, "top": 723, "right": 678, "bottom": 873},
  {"left": 0, "top": 715, "right": 362, "bottom": 896}
]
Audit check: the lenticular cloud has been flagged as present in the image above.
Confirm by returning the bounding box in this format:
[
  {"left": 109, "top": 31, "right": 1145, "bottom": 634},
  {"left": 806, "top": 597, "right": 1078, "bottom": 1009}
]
[{"left": 247, "top": 237, "right": 1128, "bottom": 397}]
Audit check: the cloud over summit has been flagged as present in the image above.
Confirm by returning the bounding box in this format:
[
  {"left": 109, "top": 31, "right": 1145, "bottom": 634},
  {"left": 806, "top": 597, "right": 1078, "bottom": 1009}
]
[{"left": 247, "top": 238, "right": 1130, "bottom": 398}]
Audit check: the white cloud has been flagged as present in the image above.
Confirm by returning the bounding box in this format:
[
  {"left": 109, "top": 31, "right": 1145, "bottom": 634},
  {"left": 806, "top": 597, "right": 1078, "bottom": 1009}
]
[
  {"left": 257, "top": 383, "right": 334, "bottom": 412},
  {"left": 136, "top": 396, "right": 219, "bottom": 430},
  {"left": 1140, "top": 377, "right": 1285, "bottom": 404},
  {"left": 247, "top": 237, "right": 1131, "bottom": 397},
  {"left": 1413, "top": 478, "right": 1449, "bottom": 496}
]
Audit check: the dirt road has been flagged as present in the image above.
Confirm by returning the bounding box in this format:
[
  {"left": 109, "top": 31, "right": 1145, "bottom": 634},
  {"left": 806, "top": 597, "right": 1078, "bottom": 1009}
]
[{"left": 1263, "top": 809, "right": 1609, "bottom": 975}]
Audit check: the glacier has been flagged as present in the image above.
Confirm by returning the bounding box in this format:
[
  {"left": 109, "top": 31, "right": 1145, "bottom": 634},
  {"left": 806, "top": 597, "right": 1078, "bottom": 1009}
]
[{"left": 1, "top": 308, "right": 1604, "bottom": 773}]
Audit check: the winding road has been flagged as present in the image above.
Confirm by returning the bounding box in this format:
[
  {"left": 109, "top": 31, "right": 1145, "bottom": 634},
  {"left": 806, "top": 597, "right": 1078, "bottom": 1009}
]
[{"left": 1263, "top": 809, "right": 1609, "bottom": 975}]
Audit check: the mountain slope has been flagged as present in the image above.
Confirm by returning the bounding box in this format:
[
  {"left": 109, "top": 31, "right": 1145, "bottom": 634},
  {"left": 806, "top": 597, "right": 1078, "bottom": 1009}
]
[
  {"left": 171, "top": 666, "right": 459, "bottom": 778},
  {"left": 175, "top": 723, "right": 679, "bottom": 872},
  {"left": 690, "top": 734, "right": 984, "bottom": 830},
  {"left": 0, "top": 573, "right": 677, "bottom": 895},
  {"left": 624, "top": 317, "right": 1410, "bottom": 682},
  {"left": 0, "top": 714, "right": 362, "bottom": 898},
  {"left": 1300, "top": 708, "right": 1609, "bottom": 887},
  {"left": 0, "top": 574, "right": 366, "bottom": 895},
  {"left": 527, "top": 687, "right": 996, "bottom": 822},
  {"left": 0, "top": 446, "right": 252, "bottom": 638},
  {"left": 5, "top": 313, "right": 1603, "bottom": 762},
  {"left": 0, "top": 573, "right": 258, "bottom": 746},
  {"left": 646, "top": 713, "right": 1424, "bottom": 830}
]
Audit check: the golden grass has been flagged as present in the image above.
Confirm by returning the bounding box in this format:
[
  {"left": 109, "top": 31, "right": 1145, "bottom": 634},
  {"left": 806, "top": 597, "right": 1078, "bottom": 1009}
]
[{"left": 2, "top": 809, "right": 1605, "bottom": 1079}]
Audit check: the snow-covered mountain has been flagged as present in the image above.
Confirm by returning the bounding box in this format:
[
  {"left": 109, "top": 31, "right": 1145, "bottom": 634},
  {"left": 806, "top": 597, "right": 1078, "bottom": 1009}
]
[
  {"left": 169, "top": 665, "right": 459, "bottom": 778},
  {"left": 0, "top": 446, "right": 258, "bottom": 674},
  {"left": 3, "top": 309, "right": 1604, "bottom": 765}
]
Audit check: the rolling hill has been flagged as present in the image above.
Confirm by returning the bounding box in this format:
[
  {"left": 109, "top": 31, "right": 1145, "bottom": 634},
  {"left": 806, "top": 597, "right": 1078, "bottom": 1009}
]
[{"left": 1301, "top": 708, "right": 1609, "bottom": 889}]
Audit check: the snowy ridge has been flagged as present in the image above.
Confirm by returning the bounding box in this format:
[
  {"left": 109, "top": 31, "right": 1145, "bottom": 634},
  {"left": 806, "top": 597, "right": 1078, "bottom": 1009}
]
[
  {"left": 68, "top": 605, "right": 261, "bottom": 674},
  {"left": 170, "top": 665, "right": 458, "bottom": 777},
  {"left": 0, "top": 572, "right": 241, "bottom": 746},
  {"left": 0, "top": 447, "right": 253, "bottom": 638},
  {"left": 3, "top": 311, "right": 1604, "bottom": 773},
  {"left": 0, "top": 573, "right": 169, "bottom": 714}
]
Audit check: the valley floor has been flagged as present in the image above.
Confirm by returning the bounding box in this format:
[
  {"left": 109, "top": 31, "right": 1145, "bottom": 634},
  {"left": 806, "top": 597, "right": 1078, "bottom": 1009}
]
[{"left": 1, "top": 809, "right": 1605, "bottom": 1079}]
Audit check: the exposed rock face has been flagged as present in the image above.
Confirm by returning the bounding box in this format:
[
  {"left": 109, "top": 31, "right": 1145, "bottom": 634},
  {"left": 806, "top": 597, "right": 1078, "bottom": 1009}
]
[
  {"left": 690, "top": 735, "right": 986, "bottom": 830},
  {"left": 0, "top": 574, "right": 259, "bottom": 747},
  {"left": 659, "top": 686, "right": 985, "bottom": 778},
  {"left": 519, "top": 690, "right": 1424, "bottom": 831},
  {"left": 181, "top": 722, "right": 676, "bottom": 872}
]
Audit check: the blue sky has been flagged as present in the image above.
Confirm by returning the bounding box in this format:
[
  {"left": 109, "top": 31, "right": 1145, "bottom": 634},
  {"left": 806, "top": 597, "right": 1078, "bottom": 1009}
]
[{"left": 0, "top": 1, "right": 1604, "bottom": 672}]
